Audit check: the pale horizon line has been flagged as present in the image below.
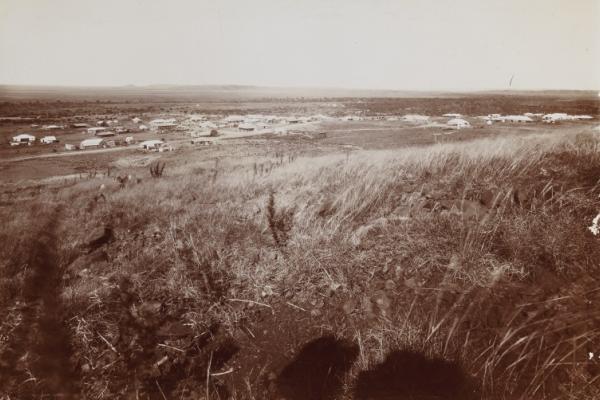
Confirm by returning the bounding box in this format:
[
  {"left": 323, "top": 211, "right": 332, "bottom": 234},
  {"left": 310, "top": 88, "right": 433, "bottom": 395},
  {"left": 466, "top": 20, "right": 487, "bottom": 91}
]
[{"left": 1, "top": 82, "right": 598, "bottom": 93}]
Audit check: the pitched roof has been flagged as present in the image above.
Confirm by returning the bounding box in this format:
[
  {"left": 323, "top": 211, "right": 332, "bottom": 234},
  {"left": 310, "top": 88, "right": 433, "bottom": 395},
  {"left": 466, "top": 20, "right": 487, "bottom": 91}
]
[
  {"left": 13, "top": 133, "right": 36, "bottom": 140},
  {"left": 447, "top": 118, "right": 470, "bottom": 125},
  {"left": 81, "top": 138, "right": 104, "bottom": 147}
]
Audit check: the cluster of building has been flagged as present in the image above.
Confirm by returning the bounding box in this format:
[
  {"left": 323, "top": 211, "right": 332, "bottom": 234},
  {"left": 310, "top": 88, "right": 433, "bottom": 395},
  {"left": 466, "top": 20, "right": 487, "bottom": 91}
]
[
  {"left": 180, "top": 114, "right": 330, "bottom": 137},
  {"left": 7, "top": 109, "right": 597, "bottom": 150},
  {"left": 75, "top": 137, "right": 173, "bottom": 152},
  {"left": 395, "top": 112, "right": 595, "bottom": 129},
  {"left": 541, "top": 113, "right": 593, "bottom": 123},
  {"left": 10, "top": 133, "right": 59, "bottom": 146},
  {"left": 139, "top": 139, "right": 173, "bottom": 152},
  {"left": 475, "top": 112, "right": 593, "bottom": 125}
]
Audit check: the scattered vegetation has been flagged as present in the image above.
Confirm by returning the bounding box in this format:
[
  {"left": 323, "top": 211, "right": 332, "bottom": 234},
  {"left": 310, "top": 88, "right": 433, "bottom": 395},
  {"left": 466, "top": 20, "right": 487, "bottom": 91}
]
[{"left": 1, "top": 130, "right": 599, "bottom": 399}]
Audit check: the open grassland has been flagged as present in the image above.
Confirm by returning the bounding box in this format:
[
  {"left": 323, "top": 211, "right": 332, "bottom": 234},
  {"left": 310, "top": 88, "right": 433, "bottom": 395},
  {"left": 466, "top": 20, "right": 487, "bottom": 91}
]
[{"left": 1, "top": 130, "right": 600, "bottom": 399}]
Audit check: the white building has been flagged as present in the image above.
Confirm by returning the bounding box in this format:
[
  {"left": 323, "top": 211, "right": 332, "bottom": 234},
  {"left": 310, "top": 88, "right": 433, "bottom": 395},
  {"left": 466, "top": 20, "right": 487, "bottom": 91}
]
[
  {"left": 223, "top": 115, "right": 244, "bottom": 125},
  {"left": 88, "top": 127, "right": 108, "bottom": 135},
  {"left": 443, "top": 113, "right": 462, "bottom": 118},
  {"left": 447, "top": 118, "right": 471, "bottom": 129},
  {"left": 11, "top": 133, "right": 36, "bottom": 145},
  {"left": 80, "top": 138, "right": 106, "bottom": 149},
  {"left": 149, "top": 118, "right": 178, "bottom": 129},
  {"left": 541, "top": 113, "right": 592, "bottom": 123},
  {"left": 543, "top": 113, "right": 569, "bottom": 123},
  {"left": 139, "top": 139, "right": 164, "bottom": 150},
  {"left": 139, "top": 124, "right": 149, "bottom": 131},
  {"left": 40, "top": 136, "right": 58, "bottom": 144},
  {"left": 132, "top": 117, "right": 142, "bottom": 124}
]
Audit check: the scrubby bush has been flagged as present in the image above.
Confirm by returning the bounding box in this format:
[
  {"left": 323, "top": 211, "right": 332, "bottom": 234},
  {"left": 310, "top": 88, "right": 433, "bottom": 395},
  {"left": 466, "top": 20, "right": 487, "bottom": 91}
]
[{"left": 149, "top": 161, "right": 166, "bottom": 178}]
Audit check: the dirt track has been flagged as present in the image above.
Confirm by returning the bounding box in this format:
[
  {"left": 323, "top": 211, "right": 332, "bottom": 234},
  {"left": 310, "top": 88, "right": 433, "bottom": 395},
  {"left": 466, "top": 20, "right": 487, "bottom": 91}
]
[
  {"left": 0, "top": 129, "right": 275, "bottom": 164},
  {"left": 0, "top": 145, "right": 135, "bottom": 163},
  {"left": 0, "top": 207, "right": 79, "bottom": 397}
]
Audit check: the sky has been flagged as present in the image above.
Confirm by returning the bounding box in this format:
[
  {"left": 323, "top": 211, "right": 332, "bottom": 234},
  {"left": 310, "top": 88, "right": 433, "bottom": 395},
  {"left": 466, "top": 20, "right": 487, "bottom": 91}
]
[{"left": 0, "top": 0, "right": 598, "bottom": 90}]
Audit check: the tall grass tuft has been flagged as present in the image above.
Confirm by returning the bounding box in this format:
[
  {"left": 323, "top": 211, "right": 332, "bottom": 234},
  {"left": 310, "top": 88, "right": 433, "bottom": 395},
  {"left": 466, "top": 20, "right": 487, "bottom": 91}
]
[
  {"left": 267, "top": 191, "right": 293, "bottom": 247},
  {"left": 149, "top": 161, "right": 166, "bottom": 178}
]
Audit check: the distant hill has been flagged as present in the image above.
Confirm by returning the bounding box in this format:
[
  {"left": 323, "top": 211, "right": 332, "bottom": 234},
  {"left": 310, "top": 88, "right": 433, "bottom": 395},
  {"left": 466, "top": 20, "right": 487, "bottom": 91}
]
[{"left": 0, "top": 84, "right": 597, "bottom": 102}]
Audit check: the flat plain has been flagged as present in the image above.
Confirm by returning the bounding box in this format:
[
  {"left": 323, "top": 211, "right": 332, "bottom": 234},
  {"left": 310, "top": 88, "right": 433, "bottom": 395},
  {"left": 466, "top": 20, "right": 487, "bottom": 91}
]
[{"left": 1, "top": 87, "right": 599, "bottom": 399}]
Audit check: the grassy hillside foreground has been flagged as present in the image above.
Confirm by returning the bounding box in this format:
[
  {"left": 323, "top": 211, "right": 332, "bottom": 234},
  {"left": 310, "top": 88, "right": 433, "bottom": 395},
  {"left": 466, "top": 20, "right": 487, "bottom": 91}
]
[{"left": 1, "top": 131, "right": 600, "bottom": 399}]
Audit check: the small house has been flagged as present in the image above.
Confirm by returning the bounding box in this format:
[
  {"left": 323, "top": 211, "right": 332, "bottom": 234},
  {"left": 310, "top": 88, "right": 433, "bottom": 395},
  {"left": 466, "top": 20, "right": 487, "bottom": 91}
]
[
  {"left": 41, "top": 136, "right": 58, "bottom": 144},
  {"left": 149, "top": 118, "right": 178, "bottom": 130},
  {"left": 447, "top": 118, "right": 471, "bottom": 129},
  {"left": 80, "top": 138, "right": 106, "bottom": 149},
  {"left": 11, "top": 133, "right": 36, "bottom": 145},
  {"left": 88, "top": 127, "right": 108, "bottom": 135},
  {"left": 139, "top": 139, "right": 164, "bottom": 150},
  {"left": 543, "top": 113, "right": 569, "bottom": 123}
]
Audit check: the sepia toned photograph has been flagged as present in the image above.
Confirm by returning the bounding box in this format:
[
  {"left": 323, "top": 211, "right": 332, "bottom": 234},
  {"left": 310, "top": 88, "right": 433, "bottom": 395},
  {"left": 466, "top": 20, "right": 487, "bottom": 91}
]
[{"left": 0, "top": 0, "right": 599, "bottom": 399}]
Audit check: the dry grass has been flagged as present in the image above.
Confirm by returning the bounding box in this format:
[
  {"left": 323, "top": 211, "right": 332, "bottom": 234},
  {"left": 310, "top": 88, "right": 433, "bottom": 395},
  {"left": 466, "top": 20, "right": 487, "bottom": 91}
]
[{"left": 1, "top": 130, "right": 599, "bottom": 399}]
